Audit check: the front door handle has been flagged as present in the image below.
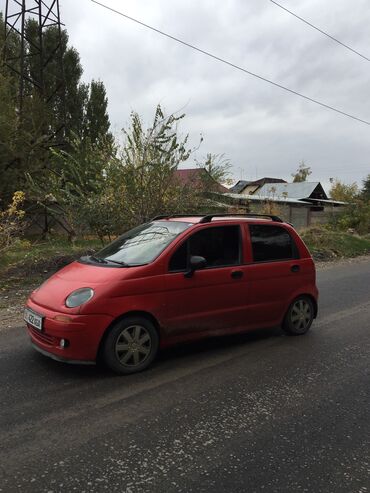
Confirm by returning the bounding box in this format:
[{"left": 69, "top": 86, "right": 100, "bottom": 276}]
[
  {"left": 291, "top": 264, "right": 300, "bottom": 273},
  {"left": 231, "top": 270, "right": 243, "bottom": 279}
]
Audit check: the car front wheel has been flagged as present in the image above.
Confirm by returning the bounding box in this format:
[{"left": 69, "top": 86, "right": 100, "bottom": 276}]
[
  {"left": 102, "top": 316, "right": 159, "bottom": 374},
  {"left": 283, "top": 296, "right": 314, "bottom": 335}
]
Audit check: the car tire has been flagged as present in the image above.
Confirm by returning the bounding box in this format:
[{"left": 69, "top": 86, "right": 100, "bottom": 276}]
[
  {"left": 282, "top": 296, "right": 314, "bottom": 336},
  {"left": 102, "top": 316, "right": 159, "bottom": 375}
]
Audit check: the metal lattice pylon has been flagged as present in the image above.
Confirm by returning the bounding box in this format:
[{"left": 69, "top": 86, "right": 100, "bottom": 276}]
[{"left": 3, "top": 0, "right": 66, "bottom": 140}]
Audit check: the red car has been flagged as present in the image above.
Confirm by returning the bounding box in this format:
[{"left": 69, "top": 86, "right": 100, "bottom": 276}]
[{"left": 24, "top": 214, "right": 318, "bottom": 374}]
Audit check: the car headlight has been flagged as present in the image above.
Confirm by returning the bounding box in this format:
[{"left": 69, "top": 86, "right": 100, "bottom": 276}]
[{"left": 65, "top": 288, "right": 94, "bottom": 308}]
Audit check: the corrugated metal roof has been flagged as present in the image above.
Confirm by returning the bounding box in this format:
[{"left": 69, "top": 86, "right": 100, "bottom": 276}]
[
  {"left": 223, "top": 193, "right": 310, "bottom": 205},
  {"left": 306, "top": 198, "right": 347, "bottom": 205},
  {"left": 229, "top": 180, "right": 252, "bottom": 193},
  {"left": 256, "top": 182, "right": 323, "bottom": 199}
]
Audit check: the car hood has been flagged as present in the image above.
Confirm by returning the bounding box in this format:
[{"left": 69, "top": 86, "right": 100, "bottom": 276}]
[{"left": 29, "top": 261, "right": 136, "bottom": 313}]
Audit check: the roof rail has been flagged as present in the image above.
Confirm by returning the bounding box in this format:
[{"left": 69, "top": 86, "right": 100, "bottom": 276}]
[
  {"left": 199, "top": 213, "right": 283, "bottom": 223},
  {"left": 152, "top": 213, "right": 284, "bottom": 223},
  {"left": 151, "top": 214, "right": 206, "bottom": 221}
]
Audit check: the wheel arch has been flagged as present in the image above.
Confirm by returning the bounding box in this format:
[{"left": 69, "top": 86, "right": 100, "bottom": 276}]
[
  {"left": 96, "top": 310, "right": 162, "bottom": 361},
  {"left": 284, "top": 293, "right": 318, "bottom": 322}
]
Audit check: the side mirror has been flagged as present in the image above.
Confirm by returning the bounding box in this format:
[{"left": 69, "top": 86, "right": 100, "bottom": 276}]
[{"left": 184, "top": 255, "right": 207, "bottom": 278}]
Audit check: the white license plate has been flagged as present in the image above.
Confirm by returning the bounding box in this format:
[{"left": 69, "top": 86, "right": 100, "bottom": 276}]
[{"left": 24, "top": 308, "right": 44, "bottom": 331}]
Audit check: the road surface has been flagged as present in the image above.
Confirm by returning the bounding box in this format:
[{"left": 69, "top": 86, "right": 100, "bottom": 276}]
[{"left": 0, "top": 258, "right": 369, "bottom": 492}]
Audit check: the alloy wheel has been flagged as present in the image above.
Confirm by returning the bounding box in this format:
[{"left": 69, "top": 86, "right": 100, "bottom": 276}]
[
  {"left": 290, "top": 299, "right": 313, "bottom": 333},
  {"left": 115, "top": 325, "right": 152, "bottom": 367}
]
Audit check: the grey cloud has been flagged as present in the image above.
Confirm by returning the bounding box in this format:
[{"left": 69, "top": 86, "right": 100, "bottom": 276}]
[{"left": 60, "top": 0, "right": 370, "bottom": 188}]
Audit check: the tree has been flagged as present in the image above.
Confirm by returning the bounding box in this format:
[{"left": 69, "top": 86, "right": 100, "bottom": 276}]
[
  {"left": 0, "top": 58, "right": 51, "bottom": 204},
  {"left": 329, "top": 176, "right": 370, "bottom": 235},
  {"left": 0, "top": 14, "right": 113, "bottom": 207},
  {"left": 27, "top": 135, "right": 116, "bottom": 241},
  {"left": 329, "top": 178, "right": 359, "bottom": 202},
  {"left": 109, "top": 105, "right": 194, "bottom": 228},
  {"left": 198, "top": 153, "right": 233, "bottom": 190},
  {"left": 27, "top": 105, "right": 206, "bottom": 240},
  {"left": 291, "top": 160, "right": 312, "bottom": 182},
  {"left": 361, "top": 174, "right": 370, "bottom": 201},
  {"left": 85, "top": 80, "right": 113, "bottom": 145}
]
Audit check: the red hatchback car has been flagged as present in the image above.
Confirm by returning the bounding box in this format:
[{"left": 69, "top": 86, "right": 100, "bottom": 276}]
[{"left": 24, "top": 214, "right": 318, "bottom": 374}]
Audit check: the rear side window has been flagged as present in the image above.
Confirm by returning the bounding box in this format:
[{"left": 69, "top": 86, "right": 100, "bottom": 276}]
[
  {"left": 249, "top": 225, "right": 298, "bottom": 262},
  {"left": 169, "top": 225, "right": 241, "bottom": 272}
]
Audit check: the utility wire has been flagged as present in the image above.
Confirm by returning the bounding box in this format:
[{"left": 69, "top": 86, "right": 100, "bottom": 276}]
[
  {"left": 91, "top": 0, "right": 370, "bottom": 126},
  {"left": 270, "top": 0, "right": 370, "bottom": 63}
]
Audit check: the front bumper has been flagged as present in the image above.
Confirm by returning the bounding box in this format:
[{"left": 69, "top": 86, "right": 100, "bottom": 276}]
[{"left": 25, "top": 299, "right": 114, "bottom": 363}]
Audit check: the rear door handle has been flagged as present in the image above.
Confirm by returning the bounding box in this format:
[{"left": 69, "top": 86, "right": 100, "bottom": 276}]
[
  {"left": 231, "top": 270, "right": 243, "bottom": 279},
  {"left": 291, "top": 264, "right": 300, "bottom": 273}
]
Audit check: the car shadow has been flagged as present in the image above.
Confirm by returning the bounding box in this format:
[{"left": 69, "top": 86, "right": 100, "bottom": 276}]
[
  {"left": 157, "top": 326, "right": 283, "bottom": 365},
  {"left": 23, "top": 326, "right": 284, "bottom": 382}
]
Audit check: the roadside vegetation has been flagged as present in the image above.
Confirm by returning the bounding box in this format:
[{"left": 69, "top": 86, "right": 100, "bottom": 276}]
[
  {"left": 1, "top": 10, "right": 370, "bottom": 298},
  {"left": 301, "top": 226, "right": 370, "bottom": 261}
]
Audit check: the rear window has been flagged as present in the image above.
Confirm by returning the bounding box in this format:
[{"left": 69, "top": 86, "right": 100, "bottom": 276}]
[{"left": 249, "top": 225, "right": 298, "bottom": 262}]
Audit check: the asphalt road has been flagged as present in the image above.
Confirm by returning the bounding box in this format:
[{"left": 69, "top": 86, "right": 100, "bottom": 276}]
[{"left": 0, "top": 259, "right": 369, "bottom": 493}]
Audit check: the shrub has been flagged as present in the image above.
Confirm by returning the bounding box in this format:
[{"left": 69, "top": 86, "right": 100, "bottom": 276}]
[{"left": 0, "top": 191, "right": 27, "bottom": 250}]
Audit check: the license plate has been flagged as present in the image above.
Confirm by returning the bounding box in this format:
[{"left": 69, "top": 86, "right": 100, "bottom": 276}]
[{"left": 24, "top": 308, "right": 44, "bottom": 331}]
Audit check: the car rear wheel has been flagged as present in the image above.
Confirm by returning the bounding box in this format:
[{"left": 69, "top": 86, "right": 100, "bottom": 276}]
[
  {"left": 283, "top": 296, "right": 314, "bottom": 335},
  {"left": 102, "top": 316, "right": 159, "bottom": 374}
]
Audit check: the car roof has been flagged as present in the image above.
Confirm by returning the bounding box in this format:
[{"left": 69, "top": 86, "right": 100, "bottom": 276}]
[{"left": 153, "top": 214, "right": 287, "bottom": 225}]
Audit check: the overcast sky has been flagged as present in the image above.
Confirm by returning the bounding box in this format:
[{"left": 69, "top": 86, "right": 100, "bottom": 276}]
[{"left": 54, "top": 1, "right": 370, "bottom": 189}]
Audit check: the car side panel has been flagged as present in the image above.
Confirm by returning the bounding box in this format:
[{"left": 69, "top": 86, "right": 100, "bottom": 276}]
[{"left": 242, "top": 258, "right": 317, "bottom": 329}]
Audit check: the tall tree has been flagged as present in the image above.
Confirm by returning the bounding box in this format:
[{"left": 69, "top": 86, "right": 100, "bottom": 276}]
[
  {"left": 1, "top": 12, "right": 113, "bottom": 204},
  {"left": 24, "top": 19, "right": 83, "bottom": 138},
  {"left": 291, "top": 160, "right": 312, "bottom": 182},
  {"left": 85, "top": 80, "right": 112, "bottom": 145}
]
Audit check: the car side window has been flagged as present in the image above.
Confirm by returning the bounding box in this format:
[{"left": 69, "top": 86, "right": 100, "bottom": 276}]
[
  {"left": 169, "top": 225, "right": 241, "bottom": 272},
  {"left": 249, "top": 224, "right": 298, "bottom": 262}
]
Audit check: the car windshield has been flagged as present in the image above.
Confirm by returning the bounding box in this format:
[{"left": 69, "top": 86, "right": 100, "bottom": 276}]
[{"left": 93, "top": 221, "right": 192, "bottom": 266}]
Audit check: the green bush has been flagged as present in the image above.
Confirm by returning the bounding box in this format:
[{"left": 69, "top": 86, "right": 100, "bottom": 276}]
[{"left": 330, "top": 199, "right": 370, "bottom": 235}]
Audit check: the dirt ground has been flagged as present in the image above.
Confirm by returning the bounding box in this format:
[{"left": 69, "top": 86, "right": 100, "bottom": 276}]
[{"left": 1, "top": 255, "right": 369, "bottom": 332}]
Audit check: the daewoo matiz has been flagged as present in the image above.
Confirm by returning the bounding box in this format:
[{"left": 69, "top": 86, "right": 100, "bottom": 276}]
[{"left": 24, "top": 214, "right": 318, "bottom": 374}]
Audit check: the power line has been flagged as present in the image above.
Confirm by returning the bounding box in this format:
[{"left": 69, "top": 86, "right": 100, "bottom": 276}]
[
  {"left": 270, "top": 0, "right": 370, "bottom": 63},
  {"left": 90, "top": 0, "right": 370, "bottom": 127}
]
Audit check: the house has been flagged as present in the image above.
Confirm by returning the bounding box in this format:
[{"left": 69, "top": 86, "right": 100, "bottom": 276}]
[
  {"left": 230, "top": 177, "right": 287, "bottom": 195},
  {"left": 217, "top": 178, "right": 346, "bottom": 229}
]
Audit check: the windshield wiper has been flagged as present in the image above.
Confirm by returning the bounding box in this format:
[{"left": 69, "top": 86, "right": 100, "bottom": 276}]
[
  {"left": 105, "top": 259, "right": 128, "bottom": 266},
  {"left": 89, "top": 255, "right": 108, "bottom": 264}
]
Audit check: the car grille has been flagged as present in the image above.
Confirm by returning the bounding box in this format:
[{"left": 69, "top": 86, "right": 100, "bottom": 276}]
[{"left": 28, "top": 325, "right": 58, "bottom": 346}]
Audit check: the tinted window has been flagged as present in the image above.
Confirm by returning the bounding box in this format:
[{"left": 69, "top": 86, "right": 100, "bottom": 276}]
[
  {"left": 169, "top": 226, "right": 241, "bottom": 272},
  {"left": 249, "top": 225, "right": 297, "bottom": 262},
  {"left": 169, "top": 240, "right": 188, "bottom": 272}
]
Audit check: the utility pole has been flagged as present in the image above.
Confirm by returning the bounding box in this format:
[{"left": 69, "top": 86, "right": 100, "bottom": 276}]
[{"left": 3, "top": 0, "right": 66, "bottom": 143}]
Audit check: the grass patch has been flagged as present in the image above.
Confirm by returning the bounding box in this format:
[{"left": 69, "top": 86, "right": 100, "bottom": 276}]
[
  {"left": 0, "top": 236, "right": 102, "bottom": 292},
  {"left": 301, "top": 227, "right": 370, "bottom": 261}
]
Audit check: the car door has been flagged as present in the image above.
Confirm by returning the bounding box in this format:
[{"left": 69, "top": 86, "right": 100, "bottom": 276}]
[
  {"left": 243, "top": 223, "right": 306, "bottom": 329},
  {"left": 163, "top": 224, "right": 249, "bottom": 339}
]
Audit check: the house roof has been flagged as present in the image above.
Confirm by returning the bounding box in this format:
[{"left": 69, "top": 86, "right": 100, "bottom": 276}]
[
  {"left": 223, "top": 193, "right": 310, "bottom": 205},
  {"left": 249, "top": 177, "right": 287, "bottom": 187},
  {"left": 229, "top": 180, "right": 252, "bottom": 193},
  {"left": 173, "top": 168, "right": 229, "bottom": 193},
  {"left": 230, "top": 177, "right": 287, "bottom": 194},
  {"left": 256, "top": 182, "right": 328, "bottom": 200}
]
